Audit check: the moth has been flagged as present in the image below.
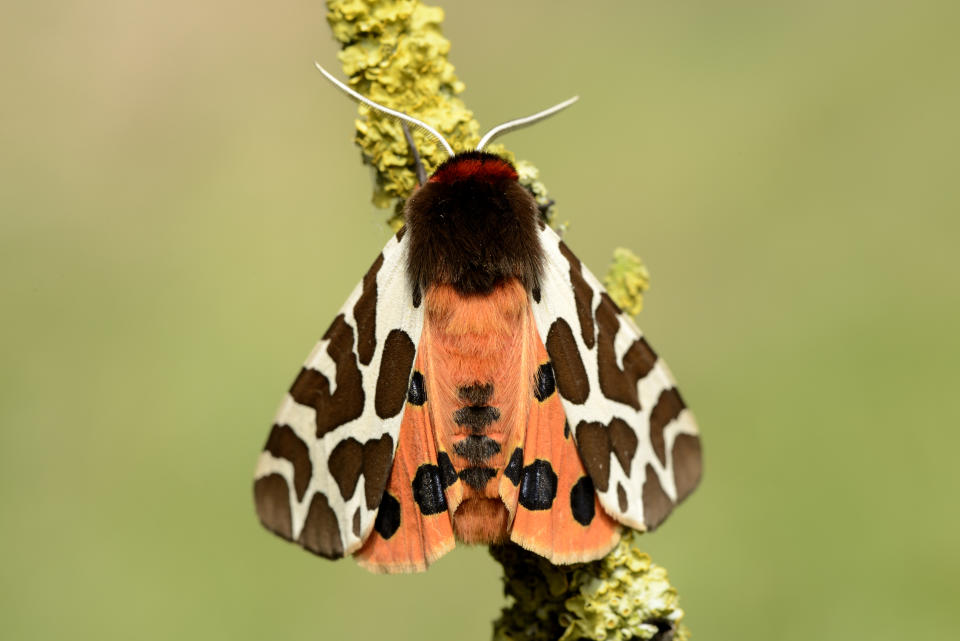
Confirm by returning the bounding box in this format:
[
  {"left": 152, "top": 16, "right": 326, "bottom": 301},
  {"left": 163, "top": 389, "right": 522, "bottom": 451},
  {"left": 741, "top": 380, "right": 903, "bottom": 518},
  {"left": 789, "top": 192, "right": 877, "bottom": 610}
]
[{"left": 253, "top": 66, "right": 702, "bottom": 573}]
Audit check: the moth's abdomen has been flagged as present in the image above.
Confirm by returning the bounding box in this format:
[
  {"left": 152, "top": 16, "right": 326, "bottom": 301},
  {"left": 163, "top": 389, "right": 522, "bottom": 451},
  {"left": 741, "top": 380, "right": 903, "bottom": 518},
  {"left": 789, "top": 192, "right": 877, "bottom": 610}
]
[{"left": 422, "top": 279, "right": 534, "bottom": 544}]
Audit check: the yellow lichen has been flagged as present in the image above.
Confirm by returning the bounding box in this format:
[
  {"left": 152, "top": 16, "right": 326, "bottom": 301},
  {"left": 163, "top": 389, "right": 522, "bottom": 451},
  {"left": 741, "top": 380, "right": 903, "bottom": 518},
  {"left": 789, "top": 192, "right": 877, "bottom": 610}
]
[
  {"left": 326, "top": 0, "right": 558, "bottom": 228},
  {"left": 604, "top": 247, "right": 651, "bottom": 316},
  {"left": 492, "top": 531, "right": 688, "bottom": 641}
]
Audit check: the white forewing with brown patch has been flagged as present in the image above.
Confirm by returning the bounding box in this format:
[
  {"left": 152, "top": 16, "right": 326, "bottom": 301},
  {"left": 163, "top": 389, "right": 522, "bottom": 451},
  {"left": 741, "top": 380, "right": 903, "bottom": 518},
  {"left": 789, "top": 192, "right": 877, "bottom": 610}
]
[
  {"left": 253, "top": 229, "right": 424, "bottom": 558},
  {"left": 530, "top": 225, "right": 702, "bottom": 532}
]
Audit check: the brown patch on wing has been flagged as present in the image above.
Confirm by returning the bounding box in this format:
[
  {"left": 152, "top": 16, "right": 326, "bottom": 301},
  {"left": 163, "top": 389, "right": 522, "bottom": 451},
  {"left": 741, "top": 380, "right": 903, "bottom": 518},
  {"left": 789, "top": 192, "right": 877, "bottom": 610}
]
[
  {"left": 290, "top": 315, "right": 365, "bottom": 438},
  {"left": 352, "top": 508, "right": 362, "bottom": 537},
  {"left": 546, "top": 318, "right": 589, "bottom": 404},
  {"left": 672, "top": 433, "right": 702, "bottom": 502},
  {"left": 558, "top": 241, "right": 596, "bottom": 349},
  {"left": 650, "top": 388, "right": 687, "bottom": 466},
  {"left": 263, "top": 424, "right": 312, "bottom": 500},
  {"left": 362, "top": 434, "right": 395, "bottom": 509},
  {"left": 574, "top": 421, "right": 611, "bottom": 492},
  {"left": 641, "top": 465, "right": 674, "bottom": 531},
  {"left": 574, "top": 417, "right": 640, "bottom": 492},
  {"left": 595, "top": 294, "right": 657, "bottom": 410},
  {"left": 353, "top": 253, "right": 384, "bottom": 366},
  {"left": 374, "top": 329, "right": 417, "bottom": 418},
  {"left": 608, "top": 418, "right": 639, "bottom": 475},
  {"left": 254, "top": 474, "right": 293, "bottom": 541},
  {"left": 617, "top": 483, "right": 628, "bottom": 513},
  {"left": 297, "top": 492, "right": 344, "bottom": 558},
  {"left": 327, "top": 438, "right": 363, "bottom": 501},
  {"left": 328, "top": 435, "right": 395, "bottom": 507}
]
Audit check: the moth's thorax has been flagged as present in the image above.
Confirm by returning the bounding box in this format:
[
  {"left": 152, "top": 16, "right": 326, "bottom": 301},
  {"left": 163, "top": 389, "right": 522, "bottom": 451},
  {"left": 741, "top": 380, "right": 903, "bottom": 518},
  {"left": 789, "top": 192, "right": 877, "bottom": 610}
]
[
  {"left": 427, "top": 151, "right": 519, "bottom": 185},
  {"left": 421, "top": 279, "right": 536, "bottom": 544},
  {"left": 405, "top": 152, "right": 544, "bottom": 297}
]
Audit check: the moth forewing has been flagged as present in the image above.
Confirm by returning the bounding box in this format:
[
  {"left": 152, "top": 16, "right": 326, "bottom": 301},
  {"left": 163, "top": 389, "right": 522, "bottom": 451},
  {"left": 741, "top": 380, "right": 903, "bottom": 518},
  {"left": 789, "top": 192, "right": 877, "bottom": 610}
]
[
  {"left": 530, "top": 224, "right": 702, "bottom": 533},
  {"left": 254, "top": 230, "right": 424, "bottom": 558}
]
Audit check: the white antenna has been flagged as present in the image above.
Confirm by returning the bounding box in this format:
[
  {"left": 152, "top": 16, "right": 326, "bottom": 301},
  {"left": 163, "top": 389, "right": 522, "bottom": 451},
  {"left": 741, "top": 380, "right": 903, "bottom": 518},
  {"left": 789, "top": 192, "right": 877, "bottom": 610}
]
[
  {"left": 314, "top": 63, "right": 455, "bottom": 158},
  {"left": 477, "top": 96, "right": 579, "bottom": 150}
]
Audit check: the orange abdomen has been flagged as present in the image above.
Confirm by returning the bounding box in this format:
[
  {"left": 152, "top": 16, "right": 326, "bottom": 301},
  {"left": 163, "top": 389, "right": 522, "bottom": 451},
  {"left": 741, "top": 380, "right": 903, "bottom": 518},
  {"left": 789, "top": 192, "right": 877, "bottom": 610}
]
[{"left": 420, "top": 278, "right": 534, "bottom": 543}]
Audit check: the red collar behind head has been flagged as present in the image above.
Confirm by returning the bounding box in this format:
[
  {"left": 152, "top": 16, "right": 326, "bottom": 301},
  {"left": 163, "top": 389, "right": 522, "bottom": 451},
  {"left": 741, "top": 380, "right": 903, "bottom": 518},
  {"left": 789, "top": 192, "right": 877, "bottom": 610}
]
[{"left": 428, "top": 151, "right": 518, "bottom": 185}]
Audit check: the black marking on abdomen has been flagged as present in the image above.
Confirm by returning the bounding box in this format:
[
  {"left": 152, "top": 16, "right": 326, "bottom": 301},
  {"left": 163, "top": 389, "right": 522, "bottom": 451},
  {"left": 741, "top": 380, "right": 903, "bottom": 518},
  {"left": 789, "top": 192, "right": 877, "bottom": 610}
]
[
  {"left": 534, "top": 362, "right": 556, "bottom": 401},
  {"left": 504, "top": 448, "right": 523, "bottom": 485},
  {"left": 519, "top": 460, "right": 558, "bottom": 511},
  {"left": 453, "top": 435, "right": 501, "bottom": 464},
  {"left": 570, "top": 476, "right": 596, "bottom": 525},
  {"left": 374, "top": 492, "right": 401, "bottom": 539},
  {"left": 453, "top": 405, "right": 501, "bottom": 432},
  {"left": 459, "top": 467, "right": 497, "bottom": 490},
  {"left": 412, "top": 464, "right": 448, "bottom": 515},
  {"left": 407, "top": 370, "right": 426, "bottom": 405},
  {"left": 458, "top": 382, "right": 493, "bottom": 406}
]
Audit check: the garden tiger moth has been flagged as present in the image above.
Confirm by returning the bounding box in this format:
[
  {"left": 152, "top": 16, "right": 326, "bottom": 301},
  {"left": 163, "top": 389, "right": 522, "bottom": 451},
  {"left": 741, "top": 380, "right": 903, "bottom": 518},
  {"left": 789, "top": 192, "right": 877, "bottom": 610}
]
[{"left": 252, "top": 67, "right": 702, "bottom": 573}]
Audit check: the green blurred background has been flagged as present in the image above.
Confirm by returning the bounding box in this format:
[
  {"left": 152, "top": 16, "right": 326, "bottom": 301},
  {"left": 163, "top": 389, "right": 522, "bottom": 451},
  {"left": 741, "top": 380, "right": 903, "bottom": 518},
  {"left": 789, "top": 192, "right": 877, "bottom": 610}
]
[{"left": 2, "top": 1, "right": 958, "bottom": 639}]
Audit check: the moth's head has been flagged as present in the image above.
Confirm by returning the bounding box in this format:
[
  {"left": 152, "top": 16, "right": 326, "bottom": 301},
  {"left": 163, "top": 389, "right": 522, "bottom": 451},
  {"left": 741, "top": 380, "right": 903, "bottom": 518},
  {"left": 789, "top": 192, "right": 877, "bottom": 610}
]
[
  {"left": 405, "top": 152, "right": 542, "bottom": 296},
  {"left": 312, "top": 64, "right": 578, "bottom": 295}
]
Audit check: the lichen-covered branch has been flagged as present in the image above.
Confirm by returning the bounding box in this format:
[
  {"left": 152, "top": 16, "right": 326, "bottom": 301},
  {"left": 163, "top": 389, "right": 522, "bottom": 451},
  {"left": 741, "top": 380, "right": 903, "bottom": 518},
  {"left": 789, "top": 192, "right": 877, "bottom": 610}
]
[
  {"left": 325, "top": 2, "right": 675, "bottom": 639},
  {"left": 326, "top": 0, "right": 554, "bottom": 229},
  {"left": 604, "top": 248, "right": 651, "bottom": 317},
  {"left": 492, "top": 531, "right": 688, "bottom": 641}
]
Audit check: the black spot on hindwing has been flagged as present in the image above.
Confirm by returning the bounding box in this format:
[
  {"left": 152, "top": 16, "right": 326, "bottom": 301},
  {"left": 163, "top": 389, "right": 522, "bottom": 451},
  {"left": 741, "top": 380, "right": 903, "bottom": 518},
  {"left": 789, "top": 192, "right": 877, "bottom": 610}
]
[
  {"left": 519, "top": 459, "right": 558, "bottom": 511},
  {"left": 374, "top": 492, "right": 401, "bottom": 539},
  {"left": 437, "top": 451, "right": 458, "bottom": 488},
  {"left": 534, "top": 362, "right": 556, "bottom": 401},
  {"left": 412, "top": 464, "right": 447, "bottom": 515},
  {"left": 407, "top": 370, "right": 427, "bottom": 406},
  {"left": 504, "top": 448, "right": 523, "bottom": 485},
  {"left": 570, "top": 476, "right": 596, "bottom": 525}
]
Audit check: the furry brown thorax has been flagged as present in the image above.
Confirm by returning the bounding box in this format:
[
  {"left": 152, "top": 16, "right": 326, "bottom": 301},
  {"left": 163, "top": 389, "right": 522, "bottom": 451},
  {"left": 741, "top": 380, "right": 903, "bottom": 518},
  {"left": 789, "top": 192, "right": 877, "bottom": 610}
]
[{"left": 404, "top": 151, "right": 544, "bottom": 296}]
